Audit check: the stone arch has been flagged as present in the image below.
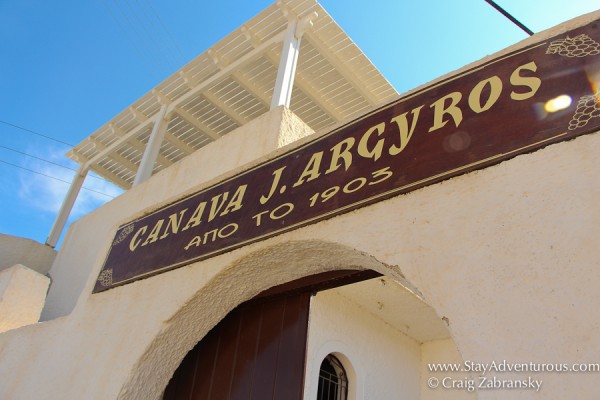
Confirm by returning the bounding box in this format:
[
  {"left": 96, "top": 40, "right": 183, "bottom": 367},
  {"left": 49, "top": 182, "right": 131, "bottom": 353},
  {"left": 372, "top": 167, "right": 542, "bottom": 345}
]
[{"left": 116, "top": 239, "right": 430, "bottom": 399}]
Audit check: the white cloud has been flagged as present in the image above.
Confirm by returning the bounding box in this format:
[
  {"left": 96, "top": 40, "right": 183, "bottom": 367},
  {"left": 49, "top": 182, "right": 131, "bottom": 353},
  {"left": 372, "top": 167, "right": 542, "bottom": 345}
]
[{"left": 17, "top": 147, "right": 123, "bottom": 220}]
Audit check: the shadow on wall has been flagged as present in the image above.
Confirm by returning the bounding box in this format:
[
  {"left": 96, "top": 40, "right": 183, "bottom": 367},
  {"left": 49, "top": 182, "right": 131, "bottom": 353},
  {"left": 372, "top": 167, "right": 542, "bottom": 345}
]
[{"left": 116, "top": 239, "right": 439, "bottom": 400}]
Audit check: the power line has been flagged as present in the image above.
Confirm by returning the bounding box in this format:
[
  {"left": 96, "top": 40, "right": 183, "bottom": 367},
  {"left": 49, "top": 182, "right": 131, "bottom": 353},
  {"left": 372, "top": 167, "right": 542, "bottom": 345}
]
[
  {"left": 111, "top": 0, "right": 170, "bottom": 75},
  {"left": 484, "top": 0, "right": 534, "bottom": 36},
  {"left": 127, "top": 0, "right": 178, "bottom": 70},
  {"left": 103, "top": 0, "right": 159, "bottom": 77},
  {"left": 0, "top": 120, "right": 74, "bottom": 147},
  {"left": 135, "top": 0, "right": 182, "bottom": 66},
  {"left": 144, "top": 0, "right": 186, "bottom": 62},
  {"left": 0, "top": 144, "right": 109, "bottom": 183},
  {"left": 0, "top": 159, "right": 115, "bottom": 199}
]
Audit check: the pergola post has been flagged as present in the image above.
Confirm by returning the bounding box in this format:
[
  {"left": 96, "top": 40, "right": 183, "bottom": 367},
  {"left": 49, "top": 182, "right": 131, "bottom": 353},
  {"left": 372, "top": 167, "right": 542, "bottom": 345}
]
[
  {"left": 133, "top": 105, "right": 169, "bottom": 186},
  {"left": 270, "top": 11, "right": 317, "bottom": 109},
  {"left": 45, "top": 166, "right": 88, "bottom": 248}
]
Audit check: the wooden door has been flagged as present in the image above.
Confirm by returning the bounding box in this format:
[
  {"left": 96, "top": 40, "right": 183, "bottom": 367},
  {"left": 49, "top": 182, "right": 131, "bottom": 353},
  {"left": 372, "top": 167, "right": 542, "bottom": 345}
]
[
  {"left": 163, "top": 292, "right": 311, "bottom": 400},
  {"left": 163, "top": 270, "right": 380, "bottom": 400}
]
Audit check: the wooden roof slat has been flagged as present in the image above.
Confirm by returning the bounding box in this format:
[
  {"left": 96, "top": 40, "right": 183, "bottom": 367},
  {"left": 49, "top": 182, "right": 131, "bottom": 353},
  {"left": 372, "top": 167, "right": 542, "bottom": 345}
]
[{"left": 68, "top": 1, "right": 397, "bottom": 189}]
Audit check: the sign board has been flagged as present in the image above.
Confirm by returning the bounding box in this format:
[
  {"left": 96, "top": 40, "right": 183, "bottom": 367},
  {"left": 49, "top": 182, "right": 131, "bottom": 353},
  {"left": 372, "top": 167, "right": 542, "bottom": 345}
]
[{"left": 95, "top": 21, "right": 600, "bottom": 292}]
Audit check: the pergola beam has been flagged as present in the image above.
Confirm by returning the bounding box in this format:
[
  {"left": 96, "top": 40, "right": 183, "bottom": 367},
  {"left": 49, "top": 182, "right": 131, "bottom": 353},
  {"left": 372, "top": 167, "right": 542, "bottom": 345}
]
[
  {"left": 89, "top": 166, "right": 132, "bottom": 190},
  {"left": 75, "top": 24, "right": 301, "bottom": 179},
  {"left": 165, "top": 31, "right": 285, "bottom": 116},
  {"left": 264, "top": 45, "right": 343, "bottom": 121},
  {"left": 271, "top": 18, "right": 300, "bottom": 109},
  {"left": 129, "top": 137, "right": 173, "bottom": 171},
  {"left": 46, "top": 167, "right": 88, "bottom": 248},
  {"left": 243, "top": 20, "right": 344, "bottom": 121},
  {"left": 72, "top": 151, "right": 132, "bottom": 189},
  {"left": 49, "top": 2, "right": 398, "bottom": 251},
  {"left": 163, "top": 131, "right": 196, "bottom": 155},
  {"left": 175, "top": 107, "right": 222, "bottom": 141},
  {"left": 244, "top": 19, "right": 342, "bottom": 121},
  {"left": 303, "top": 34, "right": 380, "bottom": 107},
  {"left": 200, "top": 89, "right": 249, "bottom": 126},
  {"left": 88, "top": 137, "right": 139, "bottom": 174},
  {"left": 208, "top": 45, "right": 271, "bottom": 111},
  {"left": 82, "top": 118, "right": 154, "bottom": 171},
  {"left": 133, "top": 105, "right": 170, "bottom": 186},
  {"left": 232, "top": 70, "right": 270, "bottom": 109},
  {"left": 129, "top": 106, "right": 149, "bottom": 123}
]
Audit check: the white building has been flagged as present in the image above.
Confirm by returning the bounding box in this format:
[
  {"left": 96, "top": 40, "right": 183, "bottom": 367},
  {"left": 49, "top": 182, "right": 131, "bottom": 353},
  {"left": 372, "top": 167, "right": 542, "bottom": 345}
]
[{"left": 1, "top": 2, "right": 599, "bottom": 399}]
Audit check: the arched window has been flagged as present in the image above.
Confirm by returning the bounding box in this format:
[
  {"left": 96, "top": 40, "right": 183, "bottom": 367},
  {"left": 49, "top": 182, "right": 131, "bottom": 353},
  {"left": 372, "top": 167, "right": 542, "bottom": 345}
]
[{"left": 317, "top": 354, "right": 348, "bottom": 400}]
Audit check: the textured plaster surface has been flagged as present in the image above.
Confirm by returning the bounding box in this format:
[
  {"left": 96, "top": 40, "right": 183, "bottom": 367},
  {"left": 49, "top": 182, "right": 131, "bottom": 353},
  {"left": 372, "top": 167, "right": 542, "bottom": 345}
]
[
  {"left": 421, "top": 339, "right": 476, "bottom": 400},
  {"left": 0, "top": 234, "right": 56, "bottom": 274},
  {"left": 0, "top": 10, "right": 599, "bottom": 400},
  {"left": 41, "top": 106, "right": 314, "bottom": 321},
  {"left": 117, "top": 241, "right": 386, "bottom": 400},
  {"left": 304, "top": 130, "right": 600, "bottom": 399},
  {"left": 304, "top": 288, "right": 422, "bottom": 400},
  {"left": 0, "top": 265, "right": 50, "bottom": 333},
  {"left": 1, "top": 124, "right": 596, "bottom": 398}
]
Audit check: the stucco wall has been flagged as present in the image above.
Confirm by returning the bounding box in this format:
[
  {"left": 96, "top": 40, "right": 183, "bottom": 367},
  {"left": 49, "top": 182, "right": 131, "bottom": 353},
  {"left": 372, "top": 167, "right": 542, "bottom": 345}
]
[
  {"left": 0, "top": 124, "right": 593, "bottom": 399},
  {"left": 0, "top": 10, "right": 598, "bottom": 400},
  {"left": 41, "top": 106, "right": 314, "bottom": 321},
  {"left": 304, "top": 285, "right": 473, "bottom": 400},
  {"left": 304, "top": 288, "right": 422, "bottom": 400},
  {"left": 422, "top": 338, "right": 476, "bottom": 400},
  {"left": 0, "top": 234, "right": 56, "bottom": 274},
  {"left": 0, "top": 265, "right": 50, "bottom": 333}
]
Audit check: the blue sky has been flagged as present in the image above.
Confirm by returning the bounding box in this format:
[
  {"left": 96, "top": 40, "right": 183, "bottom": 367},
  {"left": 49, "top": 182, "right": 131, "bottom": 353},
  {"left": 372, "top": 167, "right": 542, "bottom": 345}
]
[{"left": 0, "top": 0, "right": 598, "bottom": 246}]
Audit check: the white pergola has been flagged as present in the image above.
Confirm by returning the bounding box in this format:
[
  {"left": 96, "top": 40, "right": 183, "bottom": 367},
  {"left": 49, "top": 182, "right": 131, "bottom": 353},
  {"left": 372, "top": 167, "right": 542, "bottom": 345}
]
[{"left": 46, "top": 0, "right": 398, "bottom": 247}]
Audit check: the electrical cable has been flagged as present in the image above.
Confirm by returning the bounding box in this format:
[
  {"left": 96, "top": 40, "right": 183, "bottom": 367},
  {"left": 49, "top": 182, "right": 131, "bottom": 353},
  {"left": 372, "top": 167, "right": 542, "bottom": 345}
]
[
  {"left": 0, "top": 120, "right": 74, "bottom": 147},
  {"left": 103, "top": 0, "right": 159, "bottom": 77},
  {"left": 483, "top": 0, "right": 534, "bottom": 36},
  {"left": 144, "top": 0, "right": 186, "bottom": 62},
  {"left": 123, "top": 0, "right": 174, "bottom": 71},
  {"left": 0, "top": 144, "right": 109, "bottom": 183},
  {"left": 112, "top": 0, "right": 170, "bottom": 75},
  {"left": 0, "top": 159, "right": 115, "bottom": 199},
  {"left": 131, "top": 0, "right": 180, "bottom": 69}
]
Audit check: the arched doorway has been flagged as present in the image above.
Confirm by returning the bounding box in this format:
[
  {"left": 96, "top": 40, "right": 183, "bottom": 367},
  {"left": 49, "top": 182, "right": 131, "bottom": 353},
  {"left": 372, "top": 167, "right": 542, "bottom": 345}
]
[
  {"left": 162, "top": 270, "right": 379, "bottom": 400},
  {"left": 116, "top": 240, "right": 460, "bottom": 400}
]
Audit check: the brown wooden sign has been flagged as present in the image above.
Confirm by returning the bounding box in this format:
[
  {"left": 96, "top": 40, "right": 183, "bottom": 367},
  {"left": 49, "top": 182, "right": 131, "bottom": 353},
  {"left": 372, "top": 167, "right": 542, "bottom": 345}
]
[{"left": 94, "top": 21, "right": 600, "bottom": 293}]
